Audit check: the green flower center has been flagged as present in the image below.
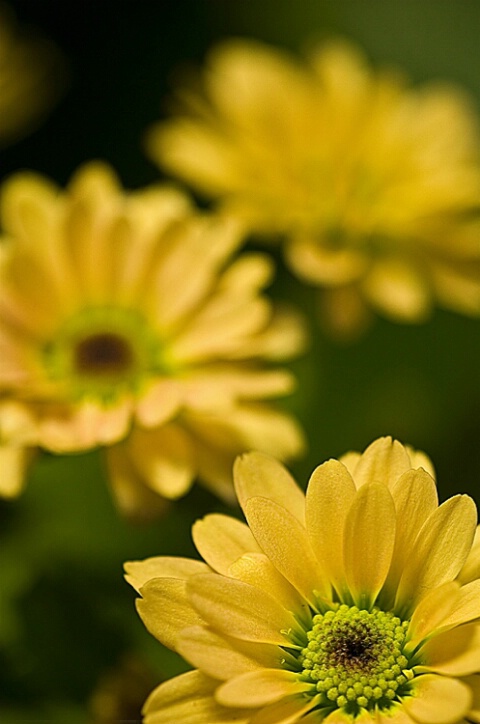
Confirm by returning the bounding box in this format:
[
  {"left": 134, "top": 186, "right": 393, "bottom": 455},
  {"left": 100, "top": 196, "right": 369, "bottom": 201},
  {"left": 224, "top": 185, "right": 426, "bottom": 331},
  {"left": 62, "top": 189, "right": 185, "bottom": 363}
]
[
  {"left": 297, "top": 605, "right": 414, "bottom": 717},
  {"left": 42, "top": 306, "right": 172, "bottom": 402}
]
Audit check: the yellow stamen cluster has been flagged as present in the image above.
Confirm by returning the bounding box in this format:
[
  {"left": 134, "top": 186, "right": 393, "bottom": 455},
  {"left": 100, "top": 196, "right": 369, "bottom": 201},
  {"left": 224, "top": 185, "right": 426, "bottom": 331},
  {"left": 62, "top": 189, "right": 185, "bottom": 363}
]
[{"left": 299, "top": 604, "right": 414, "bottom": 715}]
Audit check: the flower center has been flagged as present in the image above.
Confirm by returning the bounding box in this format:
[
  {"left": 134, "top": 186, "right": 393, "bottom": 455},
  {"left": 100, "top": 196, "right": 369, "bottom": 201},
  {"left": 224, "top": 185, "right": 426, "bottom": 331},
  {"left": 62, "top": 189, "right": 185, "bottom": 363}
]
[
  {"left": 298, "top": 605, "right": 414, "bottom": 716},
  {"left": 42, "top": 306, "right": 171, "bottom": 402}
]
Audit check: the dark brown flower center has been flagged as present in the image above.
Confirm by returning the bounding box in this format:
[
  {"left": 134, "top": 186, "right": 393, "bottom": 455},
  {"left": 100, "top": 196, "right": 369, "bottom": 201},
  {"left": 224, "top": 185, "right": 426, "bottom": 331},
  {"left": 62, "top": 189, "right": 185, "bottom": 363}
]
[{"left": 74, "top": 333, "right": 134, "bottom": 376}]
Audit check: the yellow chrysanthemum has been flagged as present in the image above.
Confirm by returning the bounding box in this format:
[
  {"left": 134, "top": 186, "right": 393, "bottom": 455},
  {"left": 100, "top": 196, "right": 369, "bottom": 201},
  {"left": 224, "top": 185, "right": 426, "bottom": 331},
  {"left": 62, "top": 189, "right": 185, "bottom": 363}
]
[
  {"left": 126, "top": 437, "right": 480, "bottom": 723},
  {"left": 0, "top": 4, "right": 64, "bottom": 146},
  {"left": 0, "top": 162, "right": 305, "bottom": 515},
  {"left": 147, "top": 38, "right": 480, "bottom": 334}
]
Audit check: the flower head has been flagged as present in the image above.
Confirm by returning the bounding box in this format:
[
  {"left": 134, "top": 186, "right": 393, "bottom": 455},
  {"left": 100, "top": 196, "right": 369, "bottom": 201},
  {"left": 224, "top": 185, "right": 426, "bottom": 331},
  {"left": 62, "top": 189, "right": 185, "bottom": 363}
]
[
  {"left": 0, "top": 4, "right": 64, "bottom": 146},
  {"left": 0, "top": 162, "right": 305, "bottom": 515},
  {"left": 147, "top": 38, "right": 480, "bottom": 334},
  {"left": 126, "top": 437, "right": 479, "bottom": 723}
]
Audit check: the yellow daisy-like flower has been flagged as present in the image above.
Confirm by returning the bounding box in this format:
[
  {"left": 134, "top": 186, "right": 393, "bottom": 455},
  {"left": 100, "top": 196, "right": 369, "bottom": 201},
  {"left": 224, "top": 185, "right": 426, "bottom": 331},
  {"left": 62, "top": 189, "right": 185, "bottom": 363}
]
[
  {"left": 0, "top": 162, "right": 305, "bottom": 515},
  {"left": 126, "top": 437, "right": 480, "bottom": 723},
  {"left": 0, "top": 3, "right": 64, "bottom": 146},
  {"left": 147, "top": 38, "right": 480, "bottom": 333}
]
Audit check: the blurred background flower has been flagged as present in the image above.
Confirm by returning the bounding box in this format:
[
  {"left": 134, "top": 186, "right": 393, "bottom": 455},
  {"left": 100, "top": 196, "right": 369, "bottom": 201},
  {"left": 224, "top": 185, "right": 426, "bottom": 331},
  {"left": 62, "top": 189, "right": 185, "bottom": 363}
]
[
  {"left": 0, "top": 2, "right": 65, "bottom": 147},
  {"left": 147, "top": 37, "right": 480, "bottom": 338},
  {"left": 0, "top": 0, "right": 479, "bottom": 721},
  {"left": 0, "top": 162, "right": 304, "bottom": 516}
]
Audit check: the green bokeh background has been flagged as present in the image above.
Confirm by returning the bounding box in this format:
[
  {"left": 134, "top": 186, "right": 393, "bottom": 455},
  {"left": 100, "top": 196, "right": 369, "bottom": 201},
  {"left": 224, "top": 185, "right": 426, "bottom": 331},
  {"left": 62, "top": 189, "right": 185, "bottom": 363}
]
[{"left": 1, "top": 1, "right": 479, "bottom": 721}]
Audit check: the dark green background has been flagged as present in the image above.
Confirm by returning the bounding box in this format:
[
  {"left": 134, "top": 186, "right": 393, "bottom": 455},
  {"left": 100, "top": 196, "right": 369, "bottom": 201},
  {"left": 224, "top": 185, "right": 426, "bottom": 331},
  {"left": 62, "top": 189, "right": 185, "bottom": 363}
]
[{"left": 1, "top": 1, "right": 479, "bottom": 721}]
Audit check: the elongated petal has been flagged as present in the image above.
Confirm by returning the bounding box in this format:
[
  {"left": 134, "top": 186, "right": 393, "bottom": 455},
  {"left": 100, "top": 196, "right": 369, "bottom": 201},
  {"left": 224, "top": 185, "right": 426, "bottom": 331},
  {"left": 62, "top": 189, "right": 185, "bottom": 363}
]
[
  {"left": 228, "top": 552, "right": 304, "bottom": 613},
  {"left": 215, "top": 669, "right": 309, "bottom": 707},
  {"left": 192, "top": 514, "right": 260, "bottom": 574},
  {"left": 404, "top": 674, "right": 472, "bottom": 724},
  {"left": 137, "top": 578, "right": 204, "bottom": 650},
  {"left": 438, "top": 580, "right": 480, "bottom": 630},
  {"left": 244, "top": 496, "right": 330, "bottom": 604},
  {"left": 457, "top": 525, "right": 480, "bottom": 585},
  {"left": 350, "top": 437, "right": 412, "bottom": 489},
  {"left": 187, "top": 573, "right": 298, "bottom": 645},
  {"left": 384, "top": 468, "right": 438, "bottom": 600},
  {"left": 343, "top": 482, "right": 396, "bottom": 609},
  {"left": 177, "top": 625, "right": 280, "bottom": 680},
  {"left": 407, "top": 582, "right": 459, "bottom": 648},
  {"left": 248, "top": 694, "right": 318, "bottom": 724},
  {"left": 418, "top": 623, "right": 480, "bottom": 676},
  {"left": 395, "top": 495, "right": 478, "bottom": 614},
  {"left": 234, "top": 452, "right": 306, "bottom": 525},
  {"left": 143, "top": 670, "right": 254, "bottom": 724},
  {"left": 305, "top": 459, "right": 356, "bottom": 594},
  {"left": 124, "top": 556, "right": 210, "bottom": 593}
]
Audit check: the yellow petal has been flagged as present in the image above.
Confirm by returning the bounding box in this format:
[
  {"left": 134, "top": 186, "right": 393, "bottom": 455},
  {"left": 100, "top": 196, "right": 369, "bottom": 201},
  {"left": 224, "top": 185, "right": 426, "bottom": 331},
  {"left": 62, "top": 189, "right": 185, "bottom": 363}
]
[
  {"left": 439, "top": 580, "right": 480, "bottom": 631},
  {"left": 228, "top": 552, "right": 304, "bottom": 614},
  {"left": 247, "top": 694, "right": 317, "bottom": 724},
  {"left": 395, "top": 495, "right": 478, "bottom": 614},
  {"left": 177, "top": 625, "right": 280, "bottom": 680},
  {"left": 143, "top": 670, "right": 254, "bottom": 724},
  {"left": 124, "top": 556, "right": 210, "bottom": 593},
  {"left": 418, "top": 623, "right": 480, "bottom": 676},
  {"left": 383, "top": 468, "right": 438, "bottom": 601},
  {"left": 137, "top": 577, "right": 204, "bottom": 650},
  {"left": 192, "top": 514, "right": 260, "bottom": 575},
  {"left": 457, "top": 525, "right": 480, "bottom": 585},
  {"left": 285, "top": 236, "right": 367, "bottom": 285},
  {"left": 350, "top": 436, "right": 412, "bottom": 489},
  {"left": 0, "top": 443, "right": 31, "bottom": 497},
  {"left": 407, "top": 581, "right": 459, "bottom": 648},
  {"left": 244, "top": 496, "right": 330, "bottom": 605},
  {"left": 462, "top": 674, "right": 480, "bottom": 720},
  {"left": 234, "top": 451, "right": 306, "bottom": 525},
  {"left": 135, "top": 380, "right": 182, "bottom": 428},
  {"left": 404, "top": 674, "right": 472, "bottom": 724},
  {"left": 187, "top": 573, "right": 298, "bottom": 645},
  {"left": 215, "top": 669, "right": 308, "bottom": 708},
  {"left": 305, "top": 459, "right": 356, "bottom": 596},
  {"left": 343, "top": 482, "right": 396, "bottom": 609},
  {"left": 362, "top": 257, "right": 432, "bottom": 322}
]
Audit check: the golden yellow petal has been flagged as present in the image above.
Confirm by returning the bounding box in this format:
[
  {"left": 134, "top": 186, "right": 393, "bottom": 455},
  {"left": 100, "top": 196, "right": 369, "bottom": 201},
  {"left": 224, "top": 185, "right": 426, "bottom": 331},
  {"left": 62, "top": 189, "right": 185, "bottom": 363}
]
[
  {"left": 192, "top": 514, "right": 261, "bottom": 575},
  {"left": 177, "top": 625, "right": 280, "bottom": 680},
  {"left": 343, "top": 481, "right": 396, "bottom": 609},
  {"left": 439, "top": 580, "right": 480, "bottom": 631},
  {"left": 418, "top": 623, "right": 480, "bottom": 676},
  {"left": 458, "top": 525, "right": 480, "bottom": 585},
  {"left": 244, "top": 496, "right": 330, "bottom": 605},
  {"left": 305, "top": 459, "right": 356, "bottom": 595},
  {"left": 395, "top": 495, "right": 478, "bottom": 614},
  {"left": 0, "top": 443, "right": 30, "bottom": 497},
  {"left": 143, "top": 670, "right": 254, "bottom": 724},
  {"left": 350, "top": 436, "right": 412, "bottom": 489},
  {"left": 233, "top": 451, "right": 306, "bottom": 525},
  {"left": 135, "top": 380, "right": 182, "bottom": 428},
  {"left": 136, "top": 578, "right": 204, "bottom": 651},
  {"left": 186, "top": 573, "right": 297, "bottom": 645},
  {"left": 404, "top": 674, "right": 472, "bottom": 724},
  {"left": 124, "top": 556, "right": 210, "bottom": 594},
  {"left": 228, "top": 552, "right": 304, "bottom": 613},
  {"left": 462, "top": 674, "right": 480, "bottom": 720},
  {"left": 407, "top": 581, "right": 459, "bottom": 648},
  {"left": 362, "top": 257, "right": 433, "bottom": 322},
  {"left": 215, "top": 669, "right": 308, "bottom": 708},
  {"left": 285, "top": 237, "right": 367, "bottom": 285},
  {"left": 383, "top": 468, "right": 438, "bottom": 601},
  {"left": 247, "top": 694, "right": 317, "bottom": 724}
]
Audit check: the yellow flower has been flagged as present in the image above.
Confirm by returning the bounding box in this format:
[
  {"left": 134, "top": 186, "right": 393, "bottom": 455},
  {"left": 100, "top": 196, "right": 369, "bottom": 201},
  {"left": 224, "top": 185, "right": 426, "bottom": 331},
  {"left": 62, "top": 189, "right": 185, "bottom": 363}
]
[
  {"left": 0, "top": 4, "right": 64, "bottom": 146},
  {"left": 126, "top": 437, "right": 480, "bottom": 723},
  {"left": 147, "top": 38, "right": 480, "bottom": 334},
  {"left": 0, "top": 162, "right": 305, "bottom": 515}
]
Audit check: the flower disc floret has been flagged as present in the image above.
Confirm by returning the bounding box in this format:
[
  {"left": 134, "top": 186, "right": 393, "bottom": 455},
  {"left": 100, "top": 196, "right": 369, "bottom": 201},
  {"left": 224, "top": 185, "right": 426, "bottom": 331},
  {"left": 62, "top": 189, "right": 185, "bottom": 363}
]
[{"left": 298, "top": 604, "right": 414, "bottom": 715}]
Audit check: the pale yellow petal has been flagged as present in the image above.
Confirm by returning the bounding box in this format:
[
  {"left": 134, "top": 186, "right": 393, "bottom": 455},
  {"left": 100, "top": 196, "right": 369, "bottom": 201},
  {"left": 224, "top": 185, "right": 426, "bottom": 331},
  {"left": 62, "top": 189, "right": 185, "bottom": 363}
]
[
  {"left": 404, "top": 674, "right": 472, "bottom": 724},
  {"left": 215, "top": 669, "right": 309, "bottom": 708},
  {"left": 286, "top": 236, "right": 367, "bottom": 285},
  {"left": 407, "top": 582, "right": 459, "bottom": 648},
  {"left": 136, "top": 578, "right": 204, "bottom": 651},
  {"left": 439, "top": 580, "right": 480, "bottom": 631},
  {"left": 143, "top": 670, "right": 254, "bottom": 724},
  {"left": 233, "top": 451, "right": 306, "bottom": 525},
  {"left": 0, "top": 443, "right": 31, "bottom": 497},
  {"left": 350, "top": 436, "right": 412, "bottom": 489},
  {"left": 192, "top": 514, "right": 261, "bottom": 575},
  {"left": 395, "top": 495, "right": 478, "bottom": 615},
  {"left": 186, "top": 573, "right": 298, "bottom": 645},
  {"left": 458, "top": 525, "right": 480, "bottom": 585},
  {"left": 135, "top": 379, "right": 182, "bottom": 428},
  {"left": 418, "top": 623, "right": 480, "bottom": 676},
  {"left": 244, "top": 496, "right": 330, "bottom": 605},
  {"left": 343, "top": 482, "right": 396, "bottom": 609},
  {"left": 177, "top": 625, "right": 280, "bottom": 680},
  {"left": 124, "top": 556, "right": 210, "bottom": 593},
  {"left": 228, "top": 552, "right": 304, "bottom": 614},
  {"left": 362, "top": 257, "right": 433, "bottom": 322},
  {"left": 248, "top": 695, "right": 317, "bottom": 724},
  {"left": 305, "top": 459, "right": 356, "bottom": 595},
  {"left": 383, "top": 468, "right": 438, "bottom": 601},
  {"left": 462, "top": 674, "right": 480, "bottom": 720}
]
